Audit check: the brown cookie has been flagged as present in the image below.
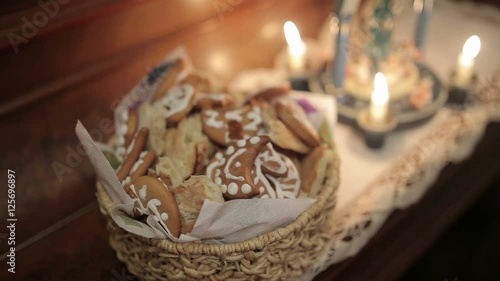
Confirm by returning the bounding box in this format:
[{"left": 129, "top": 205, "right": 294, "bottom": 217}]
[
  {"left": 206, "top": 136, "right": 270, "bottom": 200},
  {"left": 248, "top": 85, "right": 291, "bottom": 103},
  {"left": 127, "top": 176, "right": 182, "bottom": 238},
  {"left": 130, "top": 151, "right": 157, "bottom": 179},
  {"left": 124, "top": 109, "right": 138, "bottom": 148},
  {"left": 171, "top": 176, "right": 224, "bottom": 234},
  {"left": 151, "top": 59, "right": 187, "bottom": 103},
  {"left": 201, "top": 104, "right": 263, "bottom": 147},
  {"left": 180, "top": 72, "right": 212, "bottom": 93},
  {"left": 258, "top": 143, "right": 288, "bottom": 177},
  {"left": 115, "top": 108, "right": 139, "bottom": 159},
  {"left": 263, "top": 153, "right": 301, "bottom": 199},
  {"left": 275, "top": 98, "right": 320, "bottom": 148},
  {"left": 156, "top": 83, "right": 197, "bottom": 124},
  {"left": 300, "top": 145, "right": 336, "bottom": 197},
  {"left": 194, "top": 93, "right": 235, "bottom": 110},
  {"left": 116, "top": 127, "right": 150, "bottom": 181},
  {"left": 259, "top": 101, "right": 310, "bottom": 154}
]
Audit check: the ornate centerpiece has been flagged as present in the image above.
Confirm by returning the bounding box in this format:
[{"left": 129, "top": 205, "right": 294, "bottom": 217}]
[{"left": 311, "top": 0, "right": 447, "bottom": 128}]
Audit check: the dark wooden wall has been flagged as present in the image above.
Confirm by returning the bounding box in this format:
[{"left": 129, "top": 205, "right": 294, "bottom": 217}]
[{"left": 0, "top": 0, "right": 332, "bottom": 115}]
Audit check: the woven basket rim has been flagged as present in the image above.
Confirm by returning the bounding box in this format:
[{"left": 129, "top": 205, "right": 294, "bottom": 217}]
[{"left": 96, "top": 145, "right": 340, "bottom": 255}]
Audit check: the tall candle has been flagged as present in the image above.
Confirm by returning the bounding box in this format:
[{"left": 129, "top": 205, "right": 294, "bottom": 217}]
[
  {"left": 369, "top": 72, "right": 389, "bottom": 124},
  {"left": 284, "top": 21, "right": 306, "bottom": 74},
  {"left": 455, "top": 35, "right": 481, "bottom": 87},
  {"left": 332, "top": 24, "right": 350, "bottom": 88},
  {"left": 332, "top": 0, "right": 360, "bottom": 89},
  {"left": 414, "top": 0, "right": 434, "bottom": 51},
  {"left": 337, "top": 0, "right": 361, "bottom": 17}
]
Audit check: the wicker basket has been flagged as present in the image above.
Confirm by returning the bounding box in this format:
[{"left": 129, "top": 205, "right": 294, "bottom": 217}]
[{"left": 96, "top": 147, "right": 340, "bottom": 281}]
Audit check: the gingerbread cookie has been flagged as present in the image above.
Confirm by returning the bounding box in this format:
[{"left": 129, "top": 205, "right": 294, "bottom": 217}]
[
  {"left": 156, "top": 83, "right": 197, "bottom": 124},
  {"left": 300, "top": 145, "right": 336, "bottom": 197},
  {"left": 206, "top": 136, "right": 270, "bottom": 200},
  {"left": 275, "top": 98, "right": 320, "bottom": 148},
  {"left": 263, "top": 154, "right": 301, "bottom": 199},
  {"left": 115, "top": 108, "right": 139, "bottom": 159},
  {"left": 258, "top": 143, "right": 288, "bottom": 177},
  {"left": 151, "top": 59, "right": 187, "bottom": 103},
  {"left": 194, "top": 93, "right": 234, "bottom": 110},
  {"left": 259, "top": 101, "right": 310, "bottom": 154},
  {"left": 253, "top": 143, "right": 300, "bottom": 199},
  {"left": 201, "top": 104, "right": 263, "bottom": 147},
  {"left": 116, "top": 127, "right": 150, "bottom": 181},
  {"left": 171, "top": 175, "right": 224, "bottom": 234},
  {"left": 248, "top": 85, "right": 291, "bottom": 103},
  {"left": 127, "top": 176, "right": 182, "bottom": 238}
]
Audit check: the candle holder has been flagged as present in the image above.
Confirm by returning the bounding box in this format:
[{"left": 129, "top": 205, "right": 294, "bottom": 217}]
[
  {"left": 287, "top": 71, "right": 310, "bottom": 91},
  {"left": 447, "top": 71, "right": 478, "bottom": 106},
  {"left": 310, "top": 61, "right": 447, "bottom": 129},
  {"left": 275, "top": 38, "right": 323, "bottom": 92},
  {"left": 356, "top": 108, "right": 398, "bottom": 149}
]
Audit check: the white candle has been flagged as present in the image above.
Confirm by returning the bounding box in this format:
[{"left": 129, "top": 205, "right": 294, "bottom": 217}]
[
  {"left": 369, "top": 72, "right": 389, "bottom": 124},
  {"left": 414, "top": 0, "right": 434, "bottom": 51},
  {"left": 284, "top": 21, "right": 306, "bottom": 74},
  {"left": 455, "top": 35, "right": 481, "bottom": 87},
  {"left": 339, "top": 0, "right": 361, "bottom": 17}
]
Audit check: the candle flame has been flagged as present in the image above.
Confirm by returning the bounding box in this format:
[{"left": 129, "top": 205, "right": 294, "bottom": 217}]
[
  {"left": 371, "top": 72, "right": 389, "bottom": 106},
  {"left": 462, "top": 35, "right": 481, "bottom": 60},
  {"left": 284, "top": 21, "right": 305, "bottom": 56}
]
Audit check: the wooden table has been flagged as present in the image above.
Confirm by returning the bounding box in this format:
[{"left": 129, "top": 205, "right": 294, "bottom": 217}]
[{"left": 0, "top": 0, "right": 498, "bottom": 280}]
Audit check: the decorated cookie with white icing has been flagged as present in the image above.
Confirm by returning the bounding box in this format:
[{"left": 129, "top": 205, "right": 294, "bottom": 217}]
[
  {"left": 206, "top": 136, "right": 270, "bottom": 200},
  {"left": 115, "top": 108, "right": 139, "bottom": 160},
  {"left": 151, "top": 59, "right": 187, "bottom": 103},
  {"left": 263, "top": 153, "right": 301, "bottom": 199},
  {"left": 127, "top": 176, "right": 181, "bottom": 238},
  {"left": 254, "top": 143, "right": 300, "bottom": 199},
  {"left": 201, "top": 104, "right": 263, "bottom": 146},
  {"left": 156, "top": 83, "right": 197, "bottom": 124},
  {"left": 258, "top": 143, "right": 288, "bottom": 177},
  {"left": 116, "top": 127, "right": 151, "bottom": 181},
  {"left": 194, "top": 93, "right": 234, "bottom": 110},
  {"left": 275, "top": 98, "right": 320, "bottom": 148}
]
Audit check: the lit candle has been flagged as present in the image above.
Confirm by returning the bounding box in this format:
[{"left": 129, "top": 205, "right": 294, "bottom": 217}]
[
  {"left": 284, "top": 21, "right": 307, "bottom": 74},
  {"left": 455, "top": 35, "right": 481, "bottom": 87},
  {"left": 369, "top": 72, "right": 389, "bottom": 124}
]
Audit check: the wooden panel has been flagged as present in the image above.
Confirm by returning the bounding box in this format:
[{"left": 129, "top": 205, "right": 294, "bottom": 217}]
[{"left": 0, "top": 0, "right": 218, "bottom": 109}]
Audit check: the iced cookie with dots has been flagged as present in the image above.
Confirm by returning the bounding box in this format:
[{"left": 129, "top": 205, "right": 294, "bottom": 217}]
[
  {"left": 206, "top": 136, "right": 270, "bottom": 200},
  {"left": 115, "top": 108, "right": 138, "bottom": 160}
]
